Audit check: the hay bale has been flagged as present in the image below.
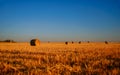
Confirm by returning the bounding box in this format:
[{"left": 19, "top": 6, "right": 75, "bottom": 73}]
[
  {"left": 78, "top": 41, "right": 81, "bottom": 44},
  {"left": 65, "top": 41, "right": 68, "bottom": 45},
  {"left": 105, "top": 41, "right": 108, "bottom": 44},
  {"left": 30, "top": 39, "right": 40, "bottom": 46},
  {"left": 72, "top": 41, "right": 74, "bottom": 44},
  {"left": 87, "top": 41, "right": 90, "bottom": 43}
]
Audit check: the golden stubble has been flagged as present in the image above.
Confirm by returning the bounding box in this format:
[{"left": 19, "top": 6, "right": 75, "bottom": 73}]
[{"left": 0, "top": 42, "right": 120, "bottom": 75}]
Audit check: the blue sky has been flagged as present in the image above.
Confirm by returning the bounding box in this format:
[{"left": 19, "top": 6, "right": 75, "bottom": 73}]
[{"left": 0, "top": 0, "right": 120, "bottom": 42}]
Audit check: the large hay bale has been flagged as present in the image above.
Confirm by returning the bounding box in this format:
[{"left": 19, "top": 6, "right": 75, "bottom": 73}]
[{"left": 30, "top": 39, "right": 40, "bottom": 46}]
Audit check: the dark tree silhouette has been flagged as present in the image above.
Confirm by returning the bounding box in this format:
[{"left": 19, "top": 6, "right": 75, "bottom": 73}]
[{"left": 4, "top": 40, "right": 16, "bottom": 43}]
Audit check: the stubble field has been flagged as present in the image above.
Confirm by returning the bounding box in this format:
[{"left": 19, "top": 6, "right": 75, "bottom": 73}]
[{"left": 0, "top": 42, "right": 120, "bottom": 75}]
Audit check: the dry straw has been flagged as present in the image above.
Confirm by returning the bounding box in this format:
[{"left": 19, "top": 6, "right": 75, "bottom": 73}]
[{"left": 30, "top": 39, "right": 40, "bottom": 46}]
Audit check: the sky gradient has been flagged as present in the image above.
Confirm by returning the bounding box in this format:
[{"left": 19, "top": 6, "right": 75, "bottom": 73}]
[{"left": 0, "top": 0, "right": 120, "bottom": 42}]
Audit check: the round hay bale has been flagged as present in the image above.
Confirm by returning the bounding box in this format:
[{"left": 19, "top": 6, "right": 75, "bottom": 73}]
[
  {"left": 105, "top": 41, "right": 108, "bottom": 44},
  {"left": 72, "top": 41, "right": 74, "bottom": 44},
  {"left": 30, "top": 39, "right": 40, "bottom": 46},
  {"left": 78, "top": 41, "right": 81, "bottom": 44},
  {"left": 65, "top": 41, "right": 68, "bottom": 45}
]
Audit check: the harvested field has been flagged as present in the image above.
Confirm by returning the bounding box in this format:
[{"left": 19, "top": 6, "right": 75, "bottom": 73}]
[{"left": 0, "top": 42, "right": 120, "bottom": 75}]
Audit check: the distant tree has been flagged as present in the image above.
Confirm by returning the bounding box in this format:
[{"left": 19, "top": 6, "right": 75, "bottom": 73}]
[
  {"left": 65, "top": 41, "right": 68, "bottom": 45},
  {"left": 105, "top": 41, "right": 108, "bottom": 44},
  {"left": 3, "top": 39, "right": 16, "bottom": 43},
  {"left": 4, "top": 40, "right": 10, "bottom": 42}
]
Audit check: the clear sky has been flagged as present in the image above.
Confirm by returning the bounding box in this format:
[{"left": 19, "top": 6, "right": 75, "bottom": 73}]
[{"left": 0, "top": 0, "right": 120, "bottom": 42}]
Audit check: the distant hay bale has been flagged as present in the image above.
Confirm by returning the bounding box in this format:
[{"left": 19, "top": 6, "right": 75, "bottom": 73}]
[
  {"left": 87, "top": 41, "right": 90, "bottom": 43},
  {"left": 30, "top": 39, "right": 40, "bottom": 46},
  {"left": 48, "top": 41, "right": 50, "bottom": 43},
  {"left": 72, "top": 41, "right": 74, "bottom": 44},
  {"left": 105, "top": 41, "right": 108, "bottom": 44},
  {"left": 78, "top": 41, "right": 81, "bottom": 44},
  {"left": 65, "top": 41, "right": 68, "bottom": 45}
]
